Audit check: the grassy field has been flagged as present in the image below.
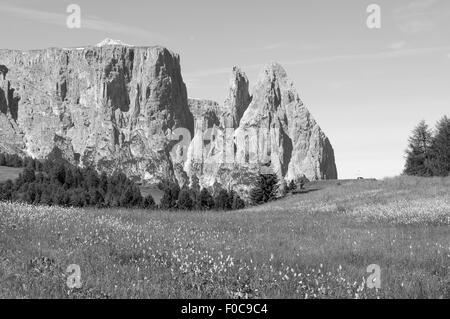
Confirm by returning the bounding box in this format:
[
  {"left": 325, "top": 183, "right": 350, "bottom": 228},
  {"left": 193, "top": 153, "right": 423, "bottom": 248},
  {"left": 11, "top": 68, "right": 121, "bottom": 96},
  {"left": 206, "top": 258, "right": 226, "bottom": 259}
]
[
  {"left": 0, "top": 166, "right": 22, "bottom": 183},
  {"left": 0, "top": 176, "right": 448, "bottom": 299}
]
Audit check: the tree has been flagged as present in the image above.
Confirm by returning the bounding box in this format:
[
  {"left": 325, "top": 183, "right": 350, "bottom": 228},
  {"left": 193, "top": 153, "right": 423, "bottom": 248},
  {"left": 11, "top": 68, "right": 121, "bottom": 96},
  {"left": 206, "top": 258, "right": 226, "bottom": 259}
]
[
  {"left": 160, "top": 181, "right": 180, "bottom": 209},
  {"left": 142, "top": 195, "right": 156, "bottom": 209},
  {"left": 51, "top": 161, "right": 67, "bottom": 185},
  {"left": 190, "top": 174, "right": 200, "bottom": 194},
  {"left": 429, "top": 116, "right": 450, "bottom": 176},
  {"left": 177, "top": 188, "right": 194, "bottom": 210},
  {"left": 404, "top": 120, "right": 433, "bottom": 177},
  {"left": 0, "top": 180, "right": 13, "bottom": 201},
  {"left": 287, "top": 180, "right": 296, "bottom": 192},
  {"left": 198, "top": 188, "right": 214, "bottom": 210},
  {"left": 231, "top": 192, "right": 245, "bottom": 210},
  {"left": 249, "top": 173, "right": 279, "bottom": 205},
  {"left": 297, "top": 175, "right": 309, "bottom": 190},
  {"left": 215, "top": 189, "right": 231, "bottom": 210},
  {"left": 21, "top": 167, "right": 36, "bottom": 183}
]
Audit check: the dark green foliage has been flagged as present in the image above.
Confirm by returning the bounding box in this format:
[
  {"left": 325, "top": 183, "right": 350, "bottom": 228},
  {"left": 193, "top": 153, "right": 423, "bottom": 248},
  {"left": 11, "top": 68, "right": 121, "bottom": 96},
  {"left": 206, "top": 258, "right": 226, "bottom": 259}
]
[
  {"left": 404, "top": 120, "right": 433, "bottom": 177},
  {"left": 198, "top": 188, "right": 215, "bottom": 210},
  {"left": 287, "top": 180, "right": 296, "bottom": 192},
  {"left": 0, "top": 155, "right": 147, "bottom": 209},
  {"left": 404, "top": 117, "right": 450, "bottom": 177},
  {"left": 190, "top": 174, "right": 200, "bottom": 194},
  {"left": 142, "top": 195, "right": 156, "bottom": 209},
  {"left": 0, "top": 153, "right": 23, "bottom": 167},
  {"left": 159, "top": 181, "right": 180, "bottom": 210},
  {"left": 250, "top": 173, "right": 279, "bottom": 205},
  {"left": 231, "top": 192, "right": 245, "bottom": 210},
  {"left": 177, "top": 188, "right": 195, "bottom": 210},
  {"left": 214, "top": 189, "right": 231, "bottom": 210},
  {"left": 0, "top": 179, "right": 13, "bottom": 201},
  {"left": 429, "top": 116, "right": 450, "bottom": 176},
  {"left": 297, "top": 175, "right": 309, "bottom": 190}
]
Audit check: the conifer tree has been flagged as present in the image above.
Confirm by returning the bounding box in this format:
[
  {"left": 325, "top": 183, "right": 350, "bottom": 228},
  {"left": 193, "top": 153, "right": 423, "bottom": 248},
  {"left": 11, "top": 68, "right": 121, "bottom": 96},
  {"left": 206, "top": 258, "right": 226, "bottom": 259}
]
[{"left": 404, "top": 120, "right": 433, "bottom": 176}]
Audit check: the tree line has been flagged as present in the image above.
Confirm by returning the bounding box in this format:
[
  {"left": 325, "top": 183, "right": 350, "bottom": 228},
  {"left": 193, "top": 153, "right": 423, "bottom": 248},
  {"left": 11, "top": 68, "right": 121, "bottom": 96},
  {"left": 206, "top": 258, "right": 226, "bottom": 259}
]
[
  {"left": 404, "top": 116, "right": 450, "bottom": 177},
  {"left": 0, "top": 155, "right": 146, "bottom": 208},
  {"left": 0, "top": 151, "right": 305, "bottom": 210}
]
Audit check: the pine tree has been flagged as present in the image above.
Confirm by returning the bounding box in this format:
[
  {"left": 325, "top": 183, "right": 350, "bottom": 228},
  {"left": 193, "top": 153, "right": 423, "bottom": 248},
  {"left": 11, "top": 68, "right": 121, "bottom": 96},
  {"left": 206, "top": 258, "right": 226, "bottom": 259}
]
[
  {"left": 250, "top": 173, "right": 279, "bottom": 205},
  {"left": 190, "top": 174, "right": 200, "bottom": 194},
  {"left": 404, "top": 120, "right": 433, "bottom": 176},
  {"left": 142, "top": 195, "right": 156, "bottom": 209},
  {"left": 429, "top": 116, "right": 450, "bottom": 176},
  {"left": 178, "top": 188, "right": 194, "bottom": 210},
  {"left": 231, "top": 192, "right": 245, "bottom": 210},
  {"left": 160, "top": 181, "right": 180, "bottom": 209},
  {"left": 198, "top": 188, "right": 214, "bottom": 210},
  {"left": 214, "top": 189, "right": 231, "bottom": 210},
  {"left": 22, "top": 167, "right": 36, "bottom": 183}
]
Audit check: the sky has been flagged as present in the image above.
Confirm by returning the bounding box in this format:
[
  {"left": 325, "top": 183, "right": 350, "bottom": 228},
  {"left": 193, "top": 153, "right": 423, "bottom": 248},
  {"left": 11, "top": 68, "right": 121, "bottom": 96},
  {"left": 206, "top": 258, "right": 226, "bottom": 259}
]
[{"left": 0, "top": 0, "right": 449, "bottom": 179}]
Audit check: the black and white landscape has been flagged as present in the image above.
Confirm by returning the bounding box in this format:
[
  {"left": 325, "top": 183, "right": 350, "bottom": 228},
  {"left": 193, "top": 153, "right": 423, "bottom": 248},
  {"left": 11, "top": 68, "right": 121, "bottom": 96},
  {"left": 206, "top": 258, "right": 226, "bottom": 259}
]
[{"left": 0, "top": 0, "right": 449, "bottom": 300}]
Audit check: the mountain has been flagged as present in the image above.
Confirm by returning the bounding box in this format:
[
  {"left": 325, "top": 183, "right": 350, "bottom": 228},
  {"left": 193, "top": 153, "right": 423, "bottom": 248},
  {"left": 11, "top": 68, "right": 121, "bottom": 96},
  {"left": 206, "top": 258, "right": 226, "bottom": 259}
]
[{"left": 0, "top": 40, "right": 337, "bottom": 191}]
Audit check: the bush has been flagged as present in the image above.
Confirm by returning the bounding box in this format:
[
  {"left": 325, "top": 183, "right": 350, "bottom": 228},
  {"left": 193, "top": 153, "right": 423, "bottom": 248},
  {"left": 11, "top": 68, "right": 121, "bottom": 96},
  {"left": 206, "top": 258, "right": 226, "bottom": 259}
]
[{"left": 287, "top": 180, "right": 296, "bottom": 192}]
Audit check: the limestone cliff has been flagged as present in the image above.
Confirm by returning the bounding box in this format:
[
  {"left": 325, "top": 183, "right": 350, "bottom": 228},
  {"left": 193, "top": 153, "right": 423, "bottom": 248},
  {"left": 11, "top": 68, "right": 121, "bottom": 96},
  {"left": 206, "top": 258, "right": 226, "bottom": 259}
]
[
  {"left": 0, "top": 41, "right": 336, "bottom": 191},
  {"left": 0, "top": 43, "right": 193, "bottom": 183},
  {"left": 184, "top": 63, "right": 337, "bottom": 192}
]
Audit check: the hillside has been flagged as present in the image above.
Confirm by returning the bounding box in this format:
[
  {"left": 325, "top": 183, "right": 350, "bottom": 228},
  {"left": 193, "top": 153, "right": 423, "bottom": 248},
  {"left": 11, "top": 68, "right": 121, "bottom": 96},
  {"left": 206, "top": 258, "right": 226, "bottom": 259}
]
[
  {"left": 0, "top": 176, "right": 448, "bottom": 298},
  {"left": 0, "top": 166, "right": 22, "bottom": 183}
]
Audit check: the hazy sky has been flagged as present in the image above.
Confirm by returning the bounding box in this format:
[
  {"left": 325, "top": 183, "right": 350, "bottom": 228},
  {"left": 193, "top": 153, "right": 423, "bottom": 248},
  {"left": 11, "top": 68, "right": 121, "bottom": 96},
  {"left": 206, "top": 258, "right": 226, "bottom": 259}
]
[{"left": 1, "top": 0, "right": 449, "bottom": 179}]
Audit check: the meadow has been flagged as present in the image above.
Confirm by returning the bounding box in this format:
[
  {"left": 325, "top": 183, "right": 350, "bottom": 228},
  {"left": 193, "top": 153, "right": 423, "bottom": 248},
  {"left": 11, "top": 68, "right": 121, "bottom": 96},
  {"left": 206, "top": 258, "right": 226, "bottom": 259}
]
[
  {"left": 0, "top": 176, "right": 448, "bottom": 299},
  {"left": 0, "top": 166, "right": 23, "bottom": 183}
]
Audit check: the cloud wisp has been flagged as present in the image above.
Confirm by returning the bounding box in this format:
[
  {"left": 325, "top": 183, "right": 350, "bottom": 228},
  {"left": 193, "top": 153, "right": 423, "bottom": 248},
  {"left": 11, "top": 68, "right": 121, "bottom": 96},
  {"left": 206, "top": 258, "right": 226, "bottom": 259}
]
[
  {"left": 184, "top": 45, "right": 450, "bottom": 80},
  {"left": 0, "top": 3, "right": 166, "bottom": 42},
  {"left": 393, "top": 0, "right": 450, "bottom": 34}
]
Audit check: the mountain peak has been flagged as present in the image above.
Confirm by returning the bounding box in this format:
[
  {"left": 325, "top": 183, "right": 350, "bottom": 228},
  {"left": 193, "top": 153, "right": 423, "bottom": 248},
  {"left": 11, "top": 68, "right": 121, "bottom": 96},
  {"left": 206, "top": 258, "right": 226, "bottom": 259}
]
[{"left": 96, "top": 38, "right": 134, "bottom": 47}]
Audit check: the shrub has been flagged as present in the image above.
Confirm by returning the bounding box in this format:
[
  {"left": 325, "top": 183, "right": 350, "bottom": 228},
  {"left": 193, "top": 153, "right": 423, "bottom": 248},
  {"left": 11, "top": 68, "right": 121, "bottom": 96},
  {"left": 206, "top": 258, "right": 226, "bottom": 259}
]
[{"left": 287, "top": 180, "right": 296, "bottom": 192}]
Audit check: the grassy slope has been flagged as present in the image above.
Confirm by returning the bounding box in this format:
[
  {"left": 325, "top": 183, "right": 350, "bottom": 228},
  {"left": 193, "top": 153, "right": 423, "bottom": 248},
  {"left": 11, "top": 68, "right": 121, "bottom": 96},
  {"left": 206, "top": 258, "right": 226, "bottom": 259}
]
[
  {"left": 0, "top": 176, "right": 448, "bottom": 299},
  {"left": 0, "top": 166, "right": 22, "bottom": 183}
]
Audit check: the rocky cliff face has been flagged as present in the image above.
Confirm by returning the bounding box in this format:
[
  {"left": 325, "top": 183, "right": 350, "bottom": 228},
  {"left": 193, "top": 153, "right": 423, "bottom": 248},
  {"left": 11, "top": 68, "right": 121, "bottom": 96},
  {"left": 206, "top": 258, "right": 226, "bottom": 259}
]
[
  {"left": 184, "top": 63, "right": 337, "bottom": 193},
  {"left": 235, "top": 62, "right": 337, "bottom": 182},
  {"left": 0, "top": 44, "right": 193, "bottom": 183},
  {"left": 0, "top": 41, "right": 336, "bottom": 191}
]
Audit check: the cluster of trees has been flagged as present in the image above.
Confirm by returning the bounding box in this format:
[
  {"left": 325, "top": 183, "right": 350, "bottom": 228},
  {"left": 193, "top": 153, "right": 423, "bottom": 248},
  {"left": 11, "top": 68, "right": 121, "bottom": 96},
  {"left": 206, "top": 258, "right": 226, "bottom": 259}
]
[
  {"left": 0, "top": 154, "right": 151, "bottom": 208},
  {"left": 158, "top": 175, "right": 246, "bottom": 211},
  {"left": 404, "top": 116, "right": 450, "bottom": 177},
  {"left": 0, "top": 153, "right": 41, "bottom": 169},
  {"left": 0, "top": 151, "right": 308, "bottom": 211}
]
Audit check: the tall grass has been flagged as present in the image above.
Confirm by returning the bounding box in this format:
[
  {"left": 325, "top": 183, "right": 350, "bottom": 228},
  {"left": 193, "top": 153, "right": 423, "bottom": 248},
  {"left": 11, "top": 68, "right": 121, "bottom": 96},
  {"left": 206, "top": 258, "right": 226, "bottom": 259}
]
[{"left": 0, "top": 176, "right": 448, "bottom": 298}]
